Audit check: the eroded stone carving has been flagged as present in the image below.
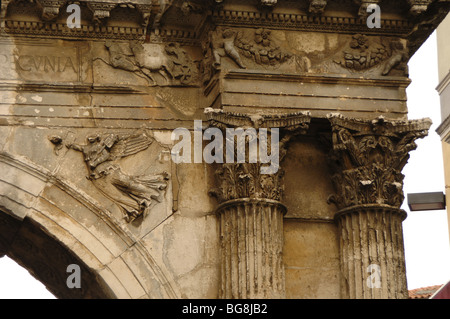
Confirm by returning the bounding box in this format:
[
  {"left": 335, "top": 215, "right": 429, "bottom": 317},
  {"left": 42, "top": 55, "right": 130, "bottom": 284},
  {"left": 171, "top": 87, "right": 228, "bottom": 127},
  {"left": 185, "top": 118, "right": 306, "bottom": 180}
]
[
  {"left": 207, "top": 110, "right": 311, "bottom": 203},
  {"left": 130, "top": 41, "right": 174, "bottom": 84},
  {"left": 326, "top": 114, "right": 430, "bottom": 299},
  {"left": 408, "top": 0, "right": 433, "bottom": 15},
  {"left": 309, "top": 0, "right": 327, "bottom": 14},
  {"left": 212, "top": 28, "right": 247, "bottom": 69},
  {"left": 207, "top": 109, "right": 311, "bottom": 299},
  {"left": 327, "top": 114, "right": 432, "bottom": 211},
  {"left": 236, "top": 28, "right": 292, "bottom": 67},
  {"left": 101, "top": 41, "right": 198, "bottom": 86},
  {"left": 354, "top": 0, "right": 380, "bottom": 17},
  {"left": 49, "top": 135, "right": 64, "bottom": 156},
  {"left": 66, "top": 132, "right": 169, "bottom": 223},
  {"left": 36, "top": 0, "right": 65, "bottom": 21},
  {"left": 334, "top": 34, "right": 409, "bottom": 76},
  {"left": 382, "top": 40, "right": 409, "bottom": 76},
  {"left": 260, "top": 0, "right": 277, "bottom": 6},
  {"left": 87, "top": 2, "right": 117, "bottom": 25},
  {"left": 164, "top": 42, "right": 199, "bottom": 85},
  {"left": 210, "top": 27, "right": 311, "bottom": 73}
]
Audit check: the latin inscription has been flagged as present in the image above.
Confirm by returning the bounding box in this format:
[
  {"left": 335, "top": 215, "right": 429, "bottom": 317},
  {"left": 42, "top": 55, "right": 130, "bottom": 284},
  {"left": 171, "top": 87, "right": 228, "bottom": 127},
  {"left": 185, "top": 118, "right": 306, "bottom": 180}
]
[
  {"left": 0, "top": 54, "right": 78, "bottom": 74},
  {"left": 0, "top": 43, "right": 84, "bottom": 82}
]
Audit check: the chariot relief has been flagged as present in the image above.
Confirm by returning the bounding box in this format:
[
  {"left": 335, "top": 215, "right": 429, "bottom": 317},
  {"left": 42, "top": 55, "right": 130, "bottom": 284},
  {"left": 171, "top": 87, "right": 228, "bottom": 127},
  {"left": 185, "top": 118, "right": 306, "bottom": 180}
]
[{"left": 99, "top": 41, "right": 199, "bottom": 86}]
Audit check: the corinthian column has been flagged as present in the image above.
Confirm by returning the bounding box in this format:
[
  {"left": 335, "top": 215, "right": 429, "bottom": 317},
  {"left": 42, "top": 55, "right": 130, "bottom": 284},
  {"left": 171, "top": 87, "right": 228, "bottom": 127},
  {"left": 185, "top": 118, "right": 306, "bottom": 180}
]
[
  {"left": 327, "top": 114, "right": 432, "bottom": 299},
  {"left": 206, "top": 109, "right": 311, "bottom": 299}
]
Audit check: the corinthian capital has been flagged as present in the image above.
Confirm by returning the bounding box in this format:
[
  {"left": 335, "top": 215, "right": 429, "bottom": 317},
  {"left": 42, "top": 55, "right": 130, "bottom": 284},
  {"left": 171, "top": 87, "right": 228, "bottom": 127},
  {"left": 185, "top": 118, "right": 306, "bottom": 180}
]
[
  {"left": 327, "top": 114, "right": 432, "bottom": 210},
  {"left": 206, "top": 109, "right": 311, "bottom": 203}
]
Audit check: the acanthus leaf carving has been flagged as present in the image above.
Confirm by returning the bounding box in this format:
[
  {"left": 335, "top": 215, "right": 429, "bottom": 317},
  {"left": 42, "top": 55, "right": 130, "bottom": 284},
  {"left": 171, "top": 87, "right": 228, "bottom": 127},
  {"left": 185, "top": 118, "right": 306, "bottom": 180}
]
[
  {"left": 327, "top": 114, "right": 431, "bottom": 211},
  {"left": 206, "top": 109, "right": 311, "bottom": 204},
  {"left": 66, "top": 131, "right": 169, "bottom": 223}
]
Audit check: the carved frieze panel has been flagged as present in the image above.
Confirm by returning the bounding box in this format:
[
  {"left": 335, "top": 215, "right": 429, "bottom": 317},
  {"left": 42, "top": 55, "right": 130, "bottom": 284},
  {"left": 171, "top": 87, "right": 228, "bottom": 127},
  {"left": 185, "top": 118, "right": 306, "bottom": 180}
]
[
  {"left": 331, "top": 34, "right": 409, "bottom": 76},
  {"left": 208, "top": 27, "right": 311, "bottom": 73},
  {"left": 95, "top": 41, "right": 200, "bottom": 87},
  {"left": 327, "top": 114, "right": 432, "bottom": 211},
  {"left": 205, "top": 28, "right": 409, "bottom": 78}
]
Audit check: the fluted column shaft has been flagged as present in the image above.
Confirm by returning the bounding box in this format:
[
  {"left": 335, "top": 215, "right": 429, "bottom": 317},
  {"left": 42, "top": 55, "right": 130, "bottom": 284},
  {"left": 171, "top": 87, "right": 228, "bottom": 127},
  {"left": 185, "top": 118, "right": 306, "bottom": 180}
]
[
  {"left": 336, "top": 205, "right": 408, "bottom": 299},
  {"left": 218, "top": 199, "right": 286, "bottom": 299}
]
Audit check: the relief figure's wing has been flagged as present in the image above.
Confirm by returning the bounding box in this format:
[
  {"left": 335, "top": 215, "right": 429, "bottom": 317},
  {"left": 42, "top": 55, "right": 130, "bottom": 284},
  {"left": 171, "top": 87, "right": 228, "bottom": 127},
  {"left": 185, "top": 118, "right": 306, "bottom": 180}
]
[{"left": 109, "top": 133, "right": 154, "bottom": 160}]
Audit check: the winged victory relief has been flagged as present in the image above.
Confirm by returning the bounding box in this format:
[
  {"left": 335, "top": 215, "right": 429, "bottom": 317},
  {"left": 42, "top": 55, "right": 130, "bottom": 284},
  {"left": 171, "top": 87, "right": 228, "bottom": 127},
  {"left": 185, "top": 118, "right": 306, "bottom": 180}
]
[{"left": 67, "top": 132, "right": 169, "bottom": 223}]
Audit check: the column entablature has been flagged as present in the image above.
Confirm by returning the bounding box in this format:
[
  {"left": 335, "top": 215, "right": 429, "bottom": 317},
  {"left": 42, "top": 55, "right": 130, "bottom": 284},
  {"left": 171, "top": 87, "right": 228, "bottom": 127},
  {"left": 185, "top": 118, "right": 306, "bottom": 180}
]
[{"left": 1, "top": 0, "right": 449, "bottom": 49}]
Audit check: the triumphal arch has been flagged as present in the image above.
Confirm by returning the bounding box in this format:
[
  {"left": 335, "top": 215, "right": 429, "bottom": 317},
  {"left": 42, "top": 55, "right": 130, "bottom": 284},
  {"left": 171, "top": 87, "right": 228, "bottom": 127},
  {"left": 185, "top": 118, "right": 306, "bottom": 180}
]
[{"left": 0, "top": 0, "right": 448, "bottom": 299}]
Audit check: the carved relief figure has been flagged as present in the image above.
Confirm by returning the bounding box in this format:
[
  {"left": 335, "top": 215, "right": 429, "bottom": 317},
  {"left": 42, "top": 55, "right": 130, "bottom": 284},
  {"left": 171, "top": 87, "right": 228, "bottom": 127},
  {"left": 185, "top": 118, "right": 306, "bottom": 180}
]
[
  {"left": 129, "top": 41, "right": 174, "bottom": 84},
  {"left": 101, "top": 41, "right": 198, "bottom": 86},
  {"left": 67, "top": 132, "right": 169, "bottom": 222},
  {"left": 104, "top": 41, "right": 139, "bottom": 72},
  {"left": 165, "top": 42, "right": 198, "bottom": 85},
  {"left": 382, "top": 40, "right": 409, "bottom": 76},
  {"left": 334, "top": 34, "right": 409, "bottom": 76},
  {"left": 212, "top": 28, "right": 246, "bottom": 69}
]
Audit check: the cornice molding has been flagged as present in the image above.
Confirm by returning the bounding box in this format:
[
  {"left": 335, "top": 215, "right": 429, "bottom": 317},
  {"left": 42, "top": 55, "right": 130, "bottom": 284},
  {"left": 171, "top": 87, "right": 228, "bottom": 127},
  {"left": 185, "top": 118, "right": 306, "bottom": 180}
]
[{"left": 0, "top": 0, "right": 448, "bottom": 46}]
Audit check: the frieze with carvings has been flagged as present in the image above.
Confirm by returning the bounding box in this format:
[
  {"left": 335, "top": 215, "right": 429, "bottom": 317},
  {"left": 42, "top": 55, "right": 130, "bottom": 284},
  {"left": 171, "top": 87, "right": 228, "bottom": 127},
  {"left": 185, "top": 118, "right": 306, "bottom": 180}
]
[
  {"left": 206, "top": 28, "right": 409, "bottom": 77},
  {"left": 208, "top": 27, "right": 311, "bottom": 73},
  {"left": 327, "top": 114, "right": 432, "bottom": 211},
  {"left": 332, "top": 34, "right": 409, "bottom": 76},
  {"left": 1, "top": 0, "right": 449, "bottom": 45},
  {"left": 98, "top": 41, "right": 199, "bottom": 86}
]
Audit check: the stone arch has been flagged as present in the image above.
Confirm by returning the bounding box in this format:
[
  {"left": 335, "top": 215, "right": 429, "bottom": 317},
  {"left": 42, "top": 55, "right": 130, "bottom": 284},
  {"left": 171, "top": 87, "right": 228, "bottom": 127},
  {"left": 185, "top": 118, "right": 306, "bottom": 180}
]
[{"left": 0, "top": 151, "right": 180, "bottom": 299}]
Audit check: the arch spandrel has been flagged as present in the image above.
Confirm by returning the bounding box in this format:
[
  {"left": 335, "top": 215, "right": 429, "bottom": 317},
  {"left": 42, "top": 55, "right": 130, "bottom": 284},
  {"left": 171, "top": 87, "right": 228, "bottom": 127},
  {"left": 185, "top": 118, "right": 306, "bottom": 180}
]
[{"left": 0, "top": 152, "right": 182, "bottom": 298}]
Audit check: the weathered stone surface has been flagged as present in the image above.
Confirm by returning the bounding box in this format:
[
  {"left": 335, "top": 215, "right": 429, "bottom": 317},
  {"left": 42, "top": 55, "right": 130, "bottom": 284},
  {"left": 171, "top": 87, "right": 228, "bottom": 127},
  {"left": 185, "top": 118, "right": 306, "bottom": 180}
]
[{"left": 0, "top": 0, "right": 448, "bottom": 299}]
